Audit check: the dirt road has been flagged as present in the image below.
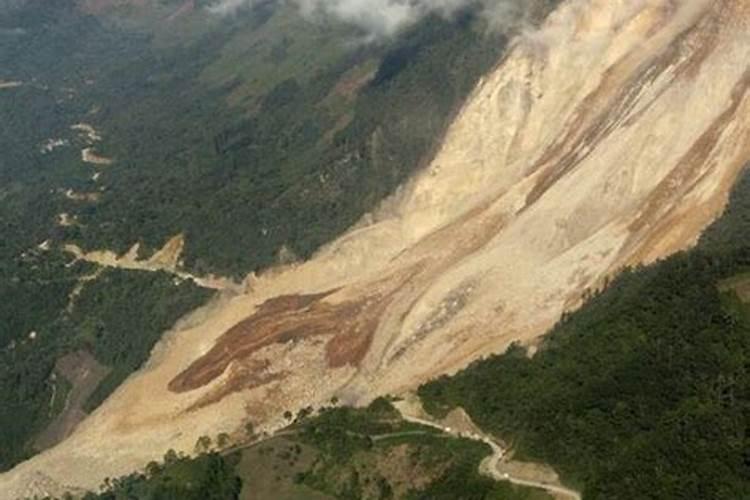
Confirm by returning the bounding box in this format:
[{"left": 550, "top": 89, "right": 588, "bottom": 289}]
[
  {"left": 3, "top": 2, "right": 749, "bottom": 497},
  {"left": 397, "top": 411, "right": 581, "bottom": 500}
]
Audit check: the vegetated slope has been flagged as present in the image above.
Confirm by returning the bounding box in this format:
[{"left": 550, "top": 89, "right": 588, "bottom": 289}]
[
  {"left": 0, "top": 3, "right": 218, "bottom": 472},
  {"left": 3, "top": 0, "right": 750, "bottom": 497},
  {"left": 0, "top": 0, "right": 517, "bottom": 479},
  {"left": 82, "top": 399, "right": 550, "bottom": 500},
  {"left": 0, "top": 0, "right": 514, "bottom": 278},
  {"left": 0, "top": 255, "right": 212, "bottom": 472},
  {"left": 419, "top": 168, "right": 750, "bottom": 499}
]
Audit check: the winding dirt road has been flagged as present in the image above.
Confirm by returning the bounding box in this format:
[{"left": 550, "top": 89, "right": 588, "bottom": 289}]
[
  {"left": 3, "top": 2, "right": 750, "bottom": 497},
  {"left": 397, "top": 410, "right": 581, "bottom": 500},
  {"left": 63, "top": 237, "right": 241, "bottom": 292}
]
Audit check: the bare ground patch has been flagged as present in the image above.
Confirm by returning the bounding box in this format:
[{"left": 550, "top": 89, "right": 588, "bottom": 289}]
[{"left": 33, "top": 351, "right": 110, "bottom": 452}]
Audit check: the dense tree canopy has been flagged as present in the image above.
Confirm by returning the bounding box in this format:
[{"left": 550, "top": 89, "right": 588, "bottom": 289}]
[{"left": 419, "top": 171, "right": 750, "bottom": 499}]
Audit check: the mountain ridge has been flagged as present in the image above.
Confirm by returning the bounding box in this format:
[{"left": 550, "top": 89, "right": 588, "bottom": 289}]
[{"left": 2, "top": 0, "right": 750, "bottom": 497}]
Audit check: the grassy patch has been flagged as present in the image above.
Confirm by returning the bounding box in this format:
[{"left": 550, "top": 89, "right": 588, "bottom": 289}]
[{"left": 236, "top": 437, "right": 333, "bottom": 500}]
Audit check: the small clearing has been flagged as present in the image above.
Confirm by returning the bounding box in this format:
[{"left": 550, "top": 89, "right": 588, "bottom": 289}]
[
  {"left": 56, "top": 213, "right": 78, "bottom": 227},
  {"left": 81, "top": 147, "right": 113, "bottom": 165},
  {"left": 70, "top": 123, "right": 102, "bottom": 143},
  {"left": 64, "top": 189, "right": 101, "bottom": 203},
  {"left": 0, "top": 80, "right": 23, "bottom": 89},
  {"left": 64, "top": 235, "right": 241, "bottom": 292},
  {"left": 719, "top": 272, "right": 750, "bottom": 303},
  {"left": 40, "top": 139, "right": 69, "bottom": 154},
  {"left": 70, "top": 124, "right": 114, "bottom": 165},
  {"left": 236, "top": 437, "right": 332, "bottom": 500}
]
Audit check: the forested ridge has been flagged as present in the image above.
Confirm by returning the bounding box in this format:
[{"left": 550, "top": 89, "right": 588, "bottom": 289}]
[
  {"left": 1, "top": 0, "right": 516, "bottom": 278},
  {"left": 419, "top": 170, "right": 750, "bottom": 499}
]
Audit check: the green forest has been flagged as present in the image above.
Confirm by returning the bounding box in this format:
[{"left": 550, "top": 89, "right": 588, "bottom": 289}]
[
  {"left": 80, "top": 399, "right": 551, "bottom": 500},
  {"left": 81, "top": 451, "right": 242, "bottom": 500},
  {"left": 0, "top": 0, "right": 516, "bottom": 278},
  {"left": 0, "top": 259, "right": 211, "bottom": 471},
  {"left": 419, "top": 170, "right": 750, "bottom": 499}
]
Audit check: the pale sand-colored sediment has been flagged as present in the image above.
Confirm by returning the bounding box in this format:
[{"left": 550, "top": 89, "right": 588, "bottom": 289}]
[
  {"left": 0, "top": 80, "right": 22, "bottom": 89},
  {"left": 3, "top": 1, "right": 750, "bottom": 497}
]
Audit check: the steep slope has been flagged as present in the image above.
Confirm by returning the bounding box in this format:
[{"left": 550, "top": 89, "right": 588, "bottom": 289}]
[
  {"left": 419, "top": 185, "right": 750, "bottom": 498},
  {"left": 0, "top": 0, "right": 507, "bottom": 475},
  {"left": 2, "top": 0, "right": 750, "bottom": 496}
]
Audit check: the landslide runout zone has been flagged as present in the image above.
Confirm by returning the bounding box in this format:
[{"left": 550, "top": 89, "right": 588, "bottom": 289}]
[{"left": 3, "top": 0, "right": 750, "bottom": 497}]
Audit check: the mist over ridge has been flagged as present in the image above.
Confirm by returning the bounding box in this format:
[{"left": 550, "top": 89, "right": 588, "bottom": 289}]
[{"left": 208, "top": 0, "right": 535, "bottom": 39}]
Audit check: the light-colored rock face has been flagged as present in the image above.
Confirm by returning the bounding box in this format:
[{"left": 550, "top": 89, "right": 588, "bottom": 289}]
[{"left": 4, "top": 0, "right": 750, "bottom": 497}]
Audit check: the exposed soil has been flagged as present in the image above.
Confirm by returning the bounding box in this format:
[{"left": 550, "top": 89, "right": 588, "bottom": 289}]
[
  {"left": 64, "top": 189, "right": 101, "bottom": 203},
  {"left": 33, "top": 351, "right": 110, "bottom": 452},
  {"left": 719, "top": 273, "right": 750, "bottom": 302},
  {"left": 3, "top": 1, "right": 750, "bottom": 497},
  {"left": 395, "top": 397, "right": 579, "bottom": 500},
  {"left": 64, "top": 235, "right": 241, "bottom": 292},
  {"left": 56, "top": 213, "right": 77, "bottom": 227},
  {"left": 81, "top": 147, "right": 113, "bottom": 165},
  {"left": 169, "top": 264, "right": 422, "bottom": 398},
  {"left": 0, "top": 80, "right": 22, "bottom": 89}
]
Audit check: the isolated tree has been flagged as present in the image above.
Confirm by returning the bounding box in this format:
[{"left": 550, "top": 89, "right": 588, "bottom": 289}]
[
  {"left": 296, "top": 406, "right": 313, "bottom": 421},
  {"left": 216, "top": 432, "right": 230, "bottom": 449},
  {"left": 145, "top": 460, "right": 161, "bottom": 478},
  {"left": 195, "top": 435, "right": 212, "bottom": 454},
  {"left": 163, "top": 449, "right": 179, "bottom": 465},
  {"left": 244, "top": 421, "right": 255, "bottom": 438}
]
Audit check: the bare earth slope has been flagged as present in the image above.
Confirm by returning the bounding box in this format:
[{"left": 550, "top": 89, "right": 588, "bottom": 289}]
[{"left": 3, "top": 0, "right": 750, "bottom": 497}]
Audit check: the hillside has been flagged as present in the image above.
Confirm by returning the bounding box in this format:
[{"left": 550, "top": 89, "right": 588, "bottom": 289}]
[
  {"left": 1, "top": 0, "right": 750, "bottom": 498},
  {"left": 80, "top": 399, "right": 554, "bottom": 500},
  {"left": 0, "top": 0, "right": 547, "bottom": 488},
  {"left": 419, "top": 169, "right": 750, "bottom": 499}
]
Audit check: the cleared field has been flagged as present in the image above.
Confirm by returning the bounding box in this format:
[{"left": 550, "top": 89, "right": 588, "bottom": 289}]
[{"left": 236, "top": 437, "right": 332, "bottom": 500}]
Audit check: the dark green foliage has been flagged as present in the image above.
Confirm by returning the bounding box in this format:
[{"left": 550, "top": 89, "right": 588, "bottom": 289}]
[
  {"left": 83, "top": 451, "right": 241, "bottom": 500},
  {"left": 75, "top": 399, "right": 550, "bottom": 500},
  {"left": 407, "top": 461, "right": 547, "bottom": 500},
  {"left": 296, "top": 399, "right": 406, "bottom": 462},
  {"left": 699, "top": 166, "right": 750, "bottom": 252},
  {"left": 420, "top": 171, "right": 750, "bottom": 499},
  {"left": 0, "top": 252, "right": 87, "bottom": 470},
  {"left": 2, "top": 0, "right": 510, "bottom": 278},
  {"left": 0, "top": 254, "right": 211, "bottom": 471},
  {"left": 72, "top": 269, "right": 213, "bottom": 411},
  {"left": 291, "top": 400, "right": 549, "bottom": 500},
  {"left": 0, "top": 325, "right": 66, "bottom": 470}
]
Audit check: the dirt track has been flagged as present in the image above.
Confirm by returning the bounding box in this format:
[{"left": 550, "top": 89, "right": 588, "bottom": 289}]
[
  {"left": 64, "top": 236, "right": 241, "bottom": 291},
  {"left": 3, "top": 1, "right": 750, "bottom": 497},
  {"left": 393, "top": 399, "right": 581, "bottom": 500}
]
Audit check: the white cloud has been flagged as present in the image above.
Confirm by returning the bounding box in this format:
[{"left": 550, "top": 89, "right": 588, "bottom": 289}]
[
  {"left": 207, "top": 0, "right": 535, "bottom": 40},
  {"left": 207, "top": 0, "right": 260, "bottom": 16},
  {"left": 294, "top": 0, "right": 471, "bottom": 39}
]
